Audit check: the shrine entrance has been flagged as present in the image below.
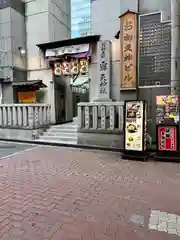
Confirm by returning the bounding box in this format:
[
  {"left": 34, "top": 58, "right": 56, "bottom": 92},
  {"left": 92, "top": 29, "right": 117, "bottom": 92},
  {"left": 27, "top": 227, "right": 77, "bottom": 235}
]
[
  {"left": 54, "top": 79, "right": 66, "bottom": 124},
  {"left": 71, "top": 75, "right": 89, "bottom": 117}
]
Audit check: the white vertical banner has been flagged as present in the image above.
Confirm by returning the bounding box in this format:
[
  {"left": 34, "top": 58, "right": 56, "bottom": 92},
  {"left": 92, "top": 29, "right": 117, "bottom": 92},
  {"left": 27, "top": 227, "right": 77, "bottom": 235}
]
[{"left": 97, "top": 40, "right": 111, "bottom": 100}]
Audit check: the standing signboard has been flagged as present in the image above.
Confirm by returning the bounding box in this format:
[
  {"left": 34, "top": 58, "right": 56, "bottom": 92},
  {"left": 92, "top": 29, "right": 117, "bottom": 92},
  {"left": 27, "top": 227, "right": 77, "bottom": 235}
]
[
  {"left": 122, "top": 100, "right": 148, "bottom": 160},
  {"left": 156, "top": 95, "right": 179, "bottom": 123},
  {"left": 155, "top": 123, "right": 179, "bottom": 161}
]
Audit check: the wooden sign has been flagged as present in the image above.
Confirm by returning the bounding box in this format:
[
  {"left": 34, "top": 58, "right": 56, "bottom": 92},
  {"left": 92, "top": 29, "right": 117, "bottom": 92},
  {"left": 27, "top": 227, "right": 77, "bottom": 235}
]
[{"left": 120, "top": 10, "right": 137, "bottom": 89}]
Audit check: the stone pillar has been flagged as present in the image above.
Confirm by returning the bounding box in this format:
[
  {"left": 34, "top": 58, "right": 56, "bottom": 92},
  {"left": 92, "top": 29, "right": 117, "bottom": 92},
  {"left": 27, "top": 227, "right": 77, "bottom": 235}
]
[
  {"left": 171, "top": 0, "right": 180, "bottom": 95},
  {"left": 0, "top": 83, "right": 2, "bottom": 104},
  {"left": 50, "top": 81, "right": 56, "bottom": 123},
  {"left": 94, "top": 40, "right": 112, "bottom": 102}
]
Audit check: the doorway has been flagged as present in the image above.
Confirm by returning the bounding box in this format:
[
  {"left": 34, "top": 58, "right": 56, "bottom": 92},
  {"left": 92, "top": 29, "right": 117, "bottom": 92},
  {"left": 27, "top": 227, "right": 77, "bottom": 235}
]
[
  {"left": 73, "top": 90, "right": 89, "bottom": 117},
  {"left": 54, "top": 81, "right": 66, "bottom": 124}
]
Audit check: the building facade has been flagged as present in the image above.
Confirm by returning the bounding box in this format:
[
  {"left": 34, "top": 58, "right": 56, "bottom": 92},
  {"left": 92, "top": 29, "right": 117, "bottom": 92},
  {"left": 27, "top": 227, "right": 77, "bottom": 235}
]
[
  {"left": 89, "top": 0, "right": 173, "bottom": 139},
  {"left": 0, "top": 0, "right": 70, "bottom": 104},
  {"left": 71, "top": 0, "right": 91, "bottom": 38},
  {"left": 0, "top": 0, "right": 26, "bottom": 103},
  {"left": 25, "top": 0, "right": 71, "bottom": 122}
]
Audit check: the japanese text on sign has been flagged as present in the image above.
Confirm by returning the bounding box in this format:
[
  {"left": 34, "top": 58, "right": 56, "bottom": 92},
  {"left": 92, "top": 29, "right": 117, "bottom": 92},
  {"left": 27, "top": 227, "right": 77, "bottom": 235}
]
[
  {"left": 99, "top": 41, "right": 108, "bottom": 94},
  {"left": 120, "top": 11, "right": 137, "bottom": 89}
]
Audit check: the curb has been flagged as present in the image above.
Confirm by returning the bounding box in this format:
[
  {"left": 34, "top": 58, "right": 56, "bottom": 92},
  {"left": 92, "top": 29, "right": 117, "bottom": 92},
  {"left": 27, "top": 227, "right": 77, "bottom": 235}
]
[
  {"left": 0, "top": 138, "right": 156, "bottom": 153},
  {"left": 0, "top": 138, "right": 124, "bottom": 152}
]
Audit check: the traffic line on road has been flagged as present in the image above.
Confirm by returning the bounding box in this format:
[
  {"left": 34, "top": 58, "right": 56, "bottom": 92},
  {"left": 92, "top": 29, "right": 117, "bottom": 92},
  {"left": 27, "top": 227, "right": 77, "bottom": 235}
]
[{"left": 0, "top": 145, "right": 40, "bottom": 160}]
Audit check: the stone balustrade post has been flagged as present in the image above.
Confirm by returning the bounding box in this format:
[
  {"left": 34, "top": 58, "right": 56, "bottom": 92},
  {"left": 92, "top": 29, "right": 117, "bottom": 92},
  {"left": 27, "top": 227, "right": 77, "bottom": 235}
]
[{"left": 28, "top": 106, "right": 34, "bottom": 128}]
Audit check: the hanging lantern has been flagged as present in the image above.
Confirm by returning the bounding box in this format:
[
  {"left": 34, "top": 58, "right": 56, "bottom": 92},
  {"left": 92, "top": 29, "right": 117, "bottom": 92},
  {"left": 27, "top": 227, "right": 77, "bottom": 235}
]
[
  {"left": 79, "top": 59, "right": 88, "bottom": 74},
  {"left": 61, "top": 61, "right": 70, "bottom": 75},
  {"left": 54, "top": 62, "right": 61, "bottom": 76},
  {"left": 70, "top": 59, "right": 79, "bottom": 75}
]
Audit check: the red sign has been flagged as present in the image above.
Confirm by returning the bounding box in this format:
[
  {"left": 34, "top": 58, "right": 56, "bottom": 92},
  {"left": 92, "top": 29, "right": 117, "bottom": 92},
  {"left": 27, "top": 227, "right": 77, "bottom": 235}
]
[{"left": 158, "top": 126, "right": 177, "bottom": 151}]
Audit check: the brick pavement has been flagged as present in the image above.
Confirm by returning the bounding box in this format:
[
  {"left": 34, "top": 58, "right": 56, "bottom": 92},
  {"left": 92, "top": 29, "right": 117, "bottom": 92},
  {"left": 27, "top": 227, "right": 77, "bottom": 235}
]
[{"left": 0, "top": 146, "right": 179, "bottom": 239}]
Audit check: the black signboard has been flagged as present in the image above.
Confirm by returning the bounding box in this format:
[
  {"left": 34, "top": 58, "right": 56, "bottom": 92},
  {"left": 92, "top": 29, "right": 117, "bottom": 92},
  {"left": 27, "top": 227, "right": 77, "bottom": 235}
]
[
  {"left": 139, "top": 12, "right": 171, "bottom": 86},
  {"left": 155, "top": 123, "right": 180, "bottom": 161}
]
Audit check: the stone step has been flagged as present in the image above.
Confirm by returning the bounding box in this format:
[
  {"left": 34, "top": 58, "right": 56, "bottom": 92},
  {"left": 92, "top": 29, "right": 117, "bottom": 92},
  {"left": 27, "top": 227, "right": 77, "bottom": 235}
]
[
  {"left": 35, "top": 139, "right": 78, "bottom": 145},
  {"left": 50, "top": 124, "right": 77, "bottom": 129},
  {"left": 46, "top": 128, "right": 77, "bottom": 133},
  {"left": 39, "top": 135, "right": 78, "bottom": 142},
  {"left": 43, "top": 131, "right": 77, "bottom": 137}
]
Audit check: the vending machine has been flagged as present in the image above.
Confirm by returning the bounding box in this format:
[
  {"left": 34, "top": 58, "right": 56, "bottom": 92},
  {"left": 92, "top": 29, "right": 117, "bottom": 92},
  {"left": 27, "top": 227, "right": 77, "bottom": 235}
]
[{"left": 122, "top": 100, "right": 148, "bottom": 160}]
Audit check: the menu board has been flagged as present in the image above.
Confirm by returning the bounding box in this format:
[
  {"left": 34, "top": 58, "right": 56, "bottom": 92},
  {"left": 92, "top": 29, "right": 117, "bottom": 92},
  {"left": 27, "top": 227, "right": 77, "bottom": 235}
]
[
  {"left": 156, "top": 95, "right": 179, "bottom": 123},
  {"left": 125, "top": 101, "right": 146, "bottom": 151},
  {"left": 157, "top": 126, "right": 177, "bottom": 151}
]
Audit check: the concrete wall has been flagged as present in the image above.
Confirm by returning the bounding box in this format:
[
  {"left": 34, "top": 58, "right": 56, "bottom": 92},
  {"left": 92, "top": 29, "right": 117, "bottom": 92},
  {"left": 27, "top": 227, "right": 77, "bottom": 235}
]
[
  {"left": 91, "top": 0, "right": 120, "bottom": 40},
  {"left": 0, "top": 0, "right": 26, "bottom": 103},
  {"left": 0, "top": 4, "right": 26, "bottom": 82},
  {"left": 25, "top": 0, "right": 71, "bottom": 122},
  {"left": 25, "top": 0, "right": 71, "bottom": 71},
  {"left": 92, "top": 0, "right": 171, "bottom": 39}
]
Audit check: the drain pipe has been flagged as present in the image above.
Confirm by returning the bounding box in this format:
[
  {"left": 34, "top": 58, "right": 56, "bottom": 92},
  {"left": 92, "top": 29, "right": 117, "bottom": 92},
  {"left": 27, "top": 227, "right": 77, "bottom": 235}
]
[
  {"left": 171, "top": 0, "right": 180, "bottom": 96},
  {"left": 136, "top": 0, "right": 140, "bottom": 100}
]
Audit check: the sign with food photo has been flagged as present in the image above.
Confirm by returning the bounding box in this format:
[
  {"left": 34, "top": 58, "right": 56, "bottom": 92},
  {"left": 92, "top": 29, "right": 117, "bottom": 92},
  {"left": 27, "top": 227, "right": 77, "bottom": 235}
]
[{"left": 124, "top": 101, "right": 144, "bottom": 151}]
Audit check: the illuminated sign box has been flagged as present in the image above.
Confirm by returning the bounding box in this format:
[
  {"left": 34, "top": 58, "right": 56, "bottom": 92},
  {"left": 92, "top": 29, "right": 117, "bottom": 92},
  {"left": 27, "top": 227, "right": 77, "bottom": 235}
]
[
  {"left": 122, "top": 100, "right": 148, "bottom": 160},
  {"left": 155, "top": 123, "right": 180, "bottom": 161}
]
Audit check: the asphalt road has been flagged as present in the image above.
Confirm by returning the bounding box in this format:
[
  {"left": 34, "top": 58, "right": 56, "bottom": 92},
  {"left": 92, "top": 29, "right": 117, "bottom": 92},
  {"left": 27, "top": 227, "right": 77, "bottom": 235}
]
[{"left": 0, "top": 141, "right": 37, "bottom": 159}]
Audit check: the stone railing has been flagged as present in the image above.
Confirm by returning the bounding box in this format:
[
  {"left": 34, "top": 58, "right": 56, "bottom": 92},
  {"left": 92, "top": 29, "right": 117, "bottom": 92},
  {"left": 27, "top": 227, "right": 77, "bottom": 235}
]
[
  {"left": 78, "top": 102, "right": 124, "bottom": 132},
  {"left": 0, "top": 104, "right": 51, "bottom": 129}
]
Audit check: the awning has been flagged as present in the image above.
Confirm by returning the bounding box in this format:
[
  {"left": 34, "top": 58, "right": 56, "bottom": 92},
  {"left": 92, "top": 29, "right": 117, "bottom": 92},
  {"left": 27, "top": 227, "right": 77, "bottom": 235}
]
[
  {"left": 45, "top": 44, "right": 92, "bottom": 60},
  {"left": 71, "top": 76, "right": 89, "bottom": 93},
  {"left": 12, "top": 80, "right": 47, "bottom": 89},
  {"left": 71, "top": 76, "right": 89, "bottom": 87},
  {"left": 37, "top": 35, "right": 101, "bottom": 50}
]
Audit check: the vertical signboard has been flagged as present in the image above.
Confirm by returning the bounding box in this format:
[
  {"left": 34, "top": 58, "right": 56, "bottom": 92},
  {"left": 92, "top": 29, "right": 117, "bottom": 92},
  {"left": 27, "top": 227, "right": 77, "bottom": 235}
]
[
  {"left": 124, "top": 101, "right": 147, "bottom": 152},
  {"left": 120, "top": 10, "right": 137, "bottom": 89},
  {"left": 97, "top": 40, "right": 111, "bottom": 99}
]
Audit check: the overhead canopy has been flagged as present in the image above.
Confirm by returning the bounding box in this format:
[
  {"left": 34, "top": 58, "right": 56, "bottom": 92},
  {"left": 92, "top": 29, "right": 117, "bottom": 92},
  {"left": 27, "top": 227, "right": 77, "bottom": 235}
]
[
  {"left": 45, "top": 43, "right": 92, "bottom": 60},
  {"left": 37, "top": 35, "right": 101, "bottom": 50},
  {"left": 12, "top": 80, "right": 47, "bottom": 90},
  {"left": 71, "top": 76, "right": 89, "bottom": 89},
  {"left": 71, "top": 76, "right": 89, "bottom": 93}
]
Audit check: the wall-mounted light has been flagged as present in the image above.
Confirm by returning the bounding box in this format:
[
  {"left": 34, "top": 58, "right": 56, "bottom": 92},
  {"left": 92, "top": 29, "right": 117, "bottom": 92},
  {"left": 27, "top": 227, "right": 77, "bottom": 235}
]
[
  {"left": 18, "top": 47, "right": 26, "bottom": 56},
  {"left": 114, "top": 30, "right": 120, "bottom": 39}
]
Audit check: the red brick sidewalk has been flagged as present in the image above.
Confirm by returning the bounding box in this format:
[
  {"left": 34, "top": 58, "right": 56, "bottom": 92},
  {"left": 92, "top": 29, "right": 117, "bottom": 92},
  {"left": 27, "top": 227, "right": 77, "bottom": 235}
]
[{"left": 0, "top": 146, "right": 180, "bottom": 240}]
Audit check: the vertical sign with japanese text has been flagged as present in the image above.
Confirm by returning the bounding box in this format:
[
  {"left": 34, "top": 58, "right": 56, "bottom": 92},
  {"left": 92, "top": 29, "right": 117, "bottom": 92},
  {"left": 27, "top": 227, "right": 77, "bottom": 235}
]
[
  {"left": 97, "top": 40, "right": 111, "bottom": 100},
  {"left": 120, "top": 11, "right": 137, "bottom": 89}
]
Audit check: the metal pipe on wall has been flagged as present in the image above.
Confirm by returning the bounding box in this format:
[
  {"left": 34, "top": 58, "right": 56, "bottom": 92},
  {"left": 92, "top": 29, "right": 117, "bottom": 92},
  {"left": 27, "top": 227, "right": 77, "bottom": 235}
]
[
  {"left": 171, "top": 0, "right": 180, "bottom": 96},
  {"left": 136, "top": 0, "right": 140, "bottom": 100}
]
